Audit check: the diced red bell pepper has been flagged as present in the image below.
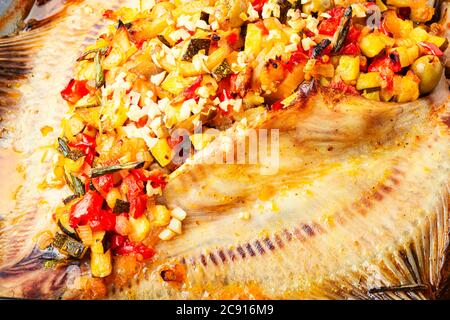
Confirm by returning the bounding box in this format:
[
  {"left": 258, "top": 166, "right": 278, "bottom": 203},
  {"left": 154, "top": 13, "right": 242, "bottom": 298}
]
[
  {"left": 340, "top": 43, "right": 361, "bottom": 55},
  {"left": 271, "top": 100, "right": 284, "bottom": 111},
  {"left": 131, "top": 169, "right": 167, "bottom": 190},
  {"left": 61, "top": 79, "right": 90, "bottom": 104},
  {"left": 330, "top": 81, "right": 359, "bottom": 95},
  {"left": 283, "top": 45, "right": 308, "bottom": 72},
  {"left": 128, "top": 193, "right": 148, "bottom": 219},
  {"left": 89, "top": 209, "right": 117, "bottom": 232},
  {"left": 182, "top": 75, "right": 203, "bottom": 101},
  {"left": 69, "top": 133, "right": 97, "bottom": 166},
  {"left": 226, "top": 32, "right": 239, "bottom": 48},
  {"left": 418, "top": 42, "right": 444, "bottom": 57},
  {"left": 92, "top": 174, "right": 114, "bottom": 194},
  {"left": 112, "top": 235, "right": 155, "bottom": 260},
  {"left": 368, "top": 52, "right": 402, "bottom": 73},
  {"left": 69, "top": 191, "right": 104, "bottom": 228},
  {"left": 103, "top": 9, "right": 116, "bottom": 20},
  {"left": 250, "top": 0, "right": 266, "bottom": 14},
  {"left": 318, "top": 7, "right": 345, "bottom": 36},
  {"left": 122, "top": 173, "right": 148, "bottom": 218}
]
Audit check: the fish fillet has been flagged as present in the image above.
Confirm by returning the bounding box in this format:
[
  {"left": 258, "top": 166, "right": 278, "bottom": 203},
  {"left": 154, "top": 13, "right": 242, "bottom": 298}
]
[{"left": 0, "top": 0, "right": 448, "bottom": 300}]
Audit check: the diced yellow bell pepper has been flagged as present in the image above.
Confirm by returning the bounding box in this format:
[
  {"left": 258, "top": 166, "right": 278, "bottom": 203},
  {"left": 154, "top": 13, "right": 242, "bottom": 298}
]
[
  {"left": 91, "top": 231, "right": 106, "bottom": 254},
  {"left": 362, "top": 90, "right": 380, "bottom": 101},
  {"left": 64, "top": 157, "right": 85, "bottom": 173},
  {"left": 245, "top": 23, "right": 263, "bottom": 59},
  {"left": 410, "top": 27, "right": 429, "bottom": 43},
  {"left": 359, "top": 33, "right": 388, "bottom": 58},
  {"left": 152, "top": 205, "right": 171, "bottom": 227},
  {"left": 426, "top": 36, "right": 448, "bottom": 50},
  {"left": 129, "top": 215, "right": 151, "bottom": 243},
  {"left": 75, "top": 60, "right": 96, "bottom": 81},
  {"left": 91, "top": 250, "right": 112, "bottom": 278},
  {"left": 190, "top": 133, "right": 216, "bottom": 151},
  {"left": 161, "top": 71, "right": 194, "bottom": 95},
  {"left": 106, "top": 187, "right": 122, "bottom": 209},
  {"left": 336, "top": 56, "right": 360, "bottom": 82},
  {"left": 383, "top": 10, "right": 413, "bottom": 38},
  {"left": 150, "top": 138, "right": 172, "bottom": 167},
  {"left": 375, "top": 0, "right": 388, "bottom": 11},
  {"left": 390, "top": 46, "right": 419, "bottom": 68},
  {"left": 394, "top": 73, "right": 420, "bottom": 103},
  {"left": 356, "top": 72, "right": 382, "bottom": 90}
]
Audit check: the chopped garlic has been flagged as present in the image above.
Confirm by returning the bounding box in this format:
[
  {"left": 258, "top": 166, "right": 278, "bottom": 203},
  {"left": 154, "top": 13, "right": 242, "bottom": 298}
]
[
  {"left": 247, "top": 5, "right": 260, "bottom": 22},
  {"left": 168, "top": 218, "right": 182, "bottom": 234},
  {"left": 151, "top": 71, "right": 167, "bottom": 86},
  {"left": 171, "top": 207, "right": 187, "bottom": 221},
  {"left": 196, "top": 19, "right": 210, "bottom": 30},
  {"left": 177, "top": 15, "right": 196, "bottom": 32},
  {"left": 301, "top": 37, "right": 316, "bottom": 51},
  {"left": 168, "top": 29, "right": 191, "bottom": 42},
  {"left": 123, "top": 124, "right": 158, "bottom": 149},
  {"left": 159, "top": 228, "right": 176, "bottom": 241}
]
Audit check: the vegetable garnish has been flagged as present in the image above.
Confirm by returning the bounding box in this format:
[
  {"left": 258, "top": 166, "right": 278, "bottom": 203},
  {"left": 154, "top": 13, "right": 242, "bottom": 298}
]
[{"left": 46, "top": 0, "right": 445, "bottom": 291}]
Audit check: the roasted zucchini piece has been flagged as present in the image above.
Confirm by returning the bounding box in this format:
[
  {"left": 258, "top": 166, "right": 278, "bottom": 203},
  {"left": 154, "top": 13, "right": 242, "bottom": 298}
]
[
  {"left": 212, "top": 60, "right": 233, "bottom": 81},
  {"left": 53, "top": 233, "right": 87, "bottom": 259},
  {"left": 182, "top": 39, "right": 211, "bottom": 62},
  {"left": 113, "top": 199, "right": 131, "bottom": 214}
]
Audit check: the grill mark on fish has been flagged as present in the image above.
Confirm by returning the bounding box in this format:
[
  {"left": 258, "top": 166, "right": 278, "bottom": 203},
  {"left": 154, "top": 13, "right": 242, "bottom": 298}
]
[
  {"left": 218, "top": 250, "right": 227, "bottom": 263},
  {"left": 245, "top": 243, "right": 256, "bottom": 257},
  {"left": 301, "top": 224, "right": 315, "bottom": 237},
  {"left": 274, "top": 235, "right": 284, "bottom": 249},
  {"left": 236, "top": 246, "right": 246, "bottom": 259},
  {"left": 200, "top": 254, "right": 207, "bottom": 267},
  {"left": 209, "top": 253, "right": 218, "bottom": 266},
  {"left": 254, "top": 240, "right": 265, "bottom": 255},
  {"left": 227, "top": 249, "right": 236, "bottom": 261},
  {"left": 264, "top": 237, "right": 275, "bottom": 251}
]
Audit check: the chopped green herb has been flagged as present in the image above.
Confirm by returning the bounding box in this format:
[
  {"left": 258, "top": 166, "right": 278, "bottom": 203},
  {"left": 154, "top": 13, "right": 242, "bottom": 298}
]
[
  {"left": 63, "top": 194, "right": 79, "bottom": 205},
  {"left": 91, "top": 161, "right": 145, "bottom": 178},
  {"left": 331, "top": 6, "right": 353, "bottom": 54},
  {"left": 77, "top": 46, "right": 109, "bottom": 62},
  {"left": 58, "top": 138, "right": 71, "bottom": 157},
  {"left": 95, "top": 51, "right": 105, "bottom": 88}
]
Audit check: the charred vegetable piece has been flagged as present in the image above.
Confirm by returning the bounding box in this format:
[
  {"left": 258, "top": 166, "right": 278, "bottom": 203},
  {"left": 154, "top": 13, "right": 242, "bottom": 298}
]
[
  {"left": 71, "top": 174, "right": 86, "bottom": 197},
  {"left": 182, "top": 39, "right": 211, "bottom": 62},
  {"left": 113, "top": 200, "right": 131, "bottom": 214},
  {"left": 200, "top": 11, "right": 210, "bottom": 23},
  {"left": 91, "top": 161, "right": 145, "bottom": 178},
  {"left": 311, "top": 39, "right": 331, "bottom": 59},
  {"left": 331, "top": 6, "right": 352, "bottom": 54},
  {"left": 58, "top": 219, "right": 80, "bottom": 241},
  {"left": 213, "top": 60, "right": 233, "bottom": 81},
  {"left": 53, "top": 233, "right": 87, "bottom": 259},
  {"left": 157, "top": 35, "right": 172, "bottom": 48},
  {"left": 63, "top": 194, "right": 79, "bottom": 205},
  {"left": 67, "top": 149, "right": 85, "bottom": 161},
  {"left": 277, "top": 0, "right": 292, "bottom": 24},
  {"left": 117, "top": 20, "right": 132, "bottom": 29},
  {"left": 94, "top": 51, "right": 105, "bottom": 88},
  {"left": 74, "top": 95, "right": 101, "bottom": 109},
  {"left": 77, "top": 46, "right": 109, "bottom": 62},
  {"left": 58, "top": 138, "right": 71, "bottom": 157}
]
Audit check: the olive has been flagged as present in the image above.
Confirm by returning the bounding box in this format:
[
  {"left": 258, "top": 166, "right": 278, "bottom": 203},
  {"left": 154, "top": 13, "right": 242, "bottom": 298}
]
[{"left": 411, "top": 55, "right": 443, "bottom": 95}]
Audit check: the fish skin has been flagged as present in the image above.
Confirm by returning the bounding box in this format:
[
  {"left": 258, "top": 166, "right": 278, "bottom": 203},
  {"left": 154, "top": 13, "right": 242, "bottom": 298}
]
[{"left": 0, "top": 0, "right": 448, "bottom": 300}]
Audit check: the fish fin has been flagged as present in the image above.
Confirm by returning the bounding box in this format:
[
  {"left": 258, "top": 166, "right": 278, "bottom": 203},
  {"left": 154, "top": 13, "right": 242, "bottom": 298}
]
[
  {"left": 0, "top": 245, "right": 74, "bottom": 299},
  {"left": 0, "top": 1, "right": 123, "bottom": 299}
]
